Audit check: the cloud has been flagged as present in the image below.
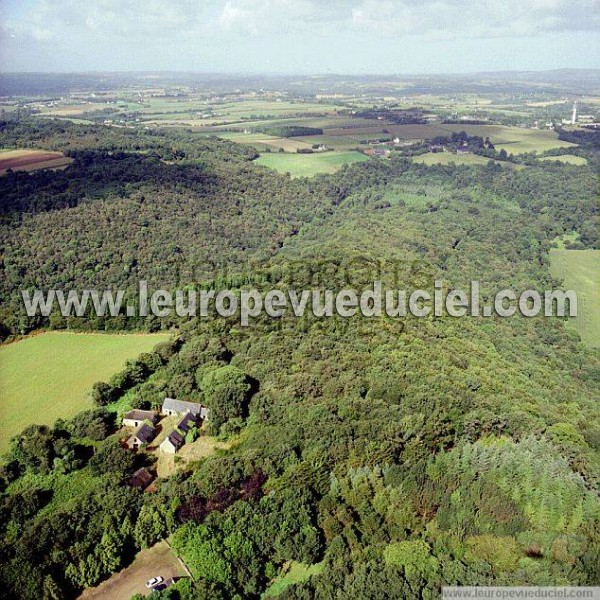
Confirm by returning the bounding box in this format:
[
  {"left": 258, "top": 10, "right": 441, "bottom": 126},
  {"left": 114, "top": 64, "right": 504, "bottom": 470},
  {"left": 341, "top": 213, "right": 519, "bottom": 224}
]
[
  {"left": 349, "top": 0, "right": 600, "bottom": 38},
  {"left": 7, "top": 0, "right": 213, "bottom": 41},
  {"left": 4, "top": 0, "right": 600, "bottom": 45},
  {"left": 214, "top": 0, "right": 600, "bottom": 38},
  {"left": 218, "top": 0, "right": 341, "bottom": 35}
]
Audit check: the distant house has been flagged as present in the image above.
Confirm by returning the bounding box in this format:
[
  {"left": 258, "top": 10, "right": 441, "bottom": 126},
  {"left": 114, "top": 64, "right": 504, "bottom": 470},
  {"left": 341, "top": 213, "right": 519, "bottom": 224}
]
[
  {"left": 428, "top": 144, "right": 445, "bottom": 153},
  {"left": 126, "top": 423, "right": 155, "bottom": 450},
  {"left": 456, "top": 146, "right": 471, "bottom": 155},
  {"left": 160, "top": 430, "right": 185, "bottom": 454},
  {"left": 122, "top": 409, "right": 158, "bottom": 428},
  {"left": 127, "top": 467, "right": 155, "bottom": 490},
  {"left": 373, "top": 148, "right": 390, "bottom": 157},
  {"left": 364, "top": 148, "right": 390, "bottom": 157},
  {"left": 162, "top": 398, "right": 207, "bottom": 419}
]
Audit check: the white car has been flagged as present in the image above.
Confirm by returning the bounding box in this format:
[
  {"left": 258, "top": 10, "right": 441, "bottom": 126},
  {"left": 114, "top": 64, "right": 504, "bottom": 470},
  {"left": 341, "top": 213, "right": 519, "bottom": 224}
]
[{"left": 146, "top": 576, "right": 164, "bottom": 589}]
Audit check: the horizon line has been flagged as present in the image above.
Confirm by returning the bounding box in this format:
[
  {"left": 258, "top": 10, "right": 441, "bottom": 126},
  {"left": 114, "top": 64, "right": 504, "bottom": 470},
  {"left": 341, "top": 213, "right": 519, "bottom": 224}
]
[{"left": 1, "top": 67, "right": 600, "bottom": 77}]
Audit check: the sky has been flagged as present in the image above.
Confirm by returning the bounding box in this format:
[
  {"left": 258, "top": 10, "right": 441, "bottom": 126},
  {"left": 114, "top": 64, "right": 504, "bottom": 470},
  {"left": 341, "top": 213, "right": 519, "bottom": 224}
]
[{"left": 1, "top": 0, "right": 599, "bottom": 74}]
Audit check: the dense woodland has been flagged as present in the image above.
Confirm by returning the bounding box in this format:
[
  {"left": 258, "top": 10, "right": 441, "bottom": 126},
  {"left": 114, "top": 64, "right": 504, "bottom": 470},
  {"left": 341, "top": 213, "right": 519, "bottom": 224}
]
[{"left": 0, "top": 117, "right": 599, "bottom": 599}]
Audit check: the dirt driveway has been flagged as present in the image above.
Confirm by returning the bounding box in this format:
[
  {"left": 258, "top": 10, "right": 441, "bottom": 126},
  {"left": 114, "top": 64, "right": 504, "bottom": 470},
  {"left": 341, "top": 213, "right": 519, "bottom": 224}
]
[{"left": 78, "top": 541, "right": 188, "bottom": 599}]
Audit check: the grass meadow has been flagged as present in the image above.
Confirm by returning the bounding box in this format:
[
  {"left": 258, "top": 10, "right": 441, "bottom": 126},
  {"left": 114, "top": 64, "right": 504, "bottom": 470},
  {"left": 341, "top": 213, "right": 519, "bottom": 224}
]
[
  {"left": 0, "top": 331, "right": 170, "bottom": 451},
  {"left": 539, "top": 154, "right": 588, "bottom": 165},
  {"left": 549, "top": 249, "right": 600, "bottom": 348},
  {"left": 411, "top": 152, "right": 497, "bottom": 166},
  {"left": 255, "top": 151, "right": 368, "bottom": 177},
  {"left": 263, "top": 562, "right": 325, "bottom": 598}
]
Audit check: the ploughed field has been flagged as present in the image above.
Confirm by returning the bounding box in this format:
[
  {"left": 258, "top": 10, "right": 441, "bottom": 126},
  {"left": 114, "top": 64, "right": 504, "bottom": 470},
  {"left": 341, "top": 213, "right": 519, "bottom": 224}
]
[{"left": 0, "top": 149, "right": 73, "bottom": 175}]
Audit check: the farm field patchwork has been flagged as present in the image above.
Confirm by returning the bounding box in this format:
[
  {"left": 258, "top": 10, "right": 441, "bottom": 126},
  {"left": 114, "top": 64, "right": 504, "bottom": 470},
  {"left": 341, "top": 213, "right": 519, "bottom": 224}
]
[
  {"left": 0, "top": 332, "right": 171, "bottom": 451},
  {"left": 255, "top": 150, "right": 368, "bottom": 177},
  {"left": 216, "top": 133, "right": 314, "bottom": 152},
  {"left": 0, "top": 149, "right": 73, "bottom": 175},
  {"left": 549, "top": 249, "right": 600, "bottom": 348},
  {"left": 207, "top": 121, "right": 577, "bottom": 158}
]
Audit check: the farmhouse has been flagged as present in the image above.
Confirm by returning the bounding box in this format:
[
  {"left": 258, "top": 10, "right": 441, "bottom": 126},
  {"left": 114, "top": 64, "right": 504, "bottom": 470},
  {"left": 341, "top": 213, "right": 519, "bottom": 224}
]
[
  {"left": 162, "top": 397, "right": 208, "bottom": 419},
  {"left": 122, "top": 409, "right": 158, "bottom": 428},
  {"left": 126, "top": 423, "right": 155, "bottom": 450},
  {"left": 160, "top": 430, "right": 185, "bottom": 454}
]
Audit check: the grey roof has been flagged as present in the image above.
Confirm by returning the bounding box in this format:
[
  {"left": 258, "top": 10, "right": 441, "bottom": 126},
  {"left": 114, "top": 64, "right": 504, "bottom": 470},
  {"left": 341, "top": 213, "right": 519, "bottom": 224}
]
[
  {"left": 132, "top": 423, "right": 155, "bottom": 444},
  {"left": 123, "top": 409, "right": 157, "bottom": 423},
  {"left": 162, "top": 397, "right": 203, "bottom": 415}
]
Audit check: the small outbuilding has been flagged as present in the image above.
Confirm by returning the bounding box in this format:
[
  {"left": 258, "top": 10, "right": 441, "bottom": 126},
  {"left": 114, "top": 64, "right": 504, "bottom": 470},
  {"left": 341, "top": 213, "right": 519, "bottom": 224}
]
[
  {"left": 126, "top": 423, "right": 155, "bottom": 450},
  {"left": 127, "top": 467, "right": 155, "bottom": 490},
  {"left": 160, "top": 430, "right": 185, "bottom": 454},
  {"left": 177, "top": 412, "right": 199, "bottom": 435}
]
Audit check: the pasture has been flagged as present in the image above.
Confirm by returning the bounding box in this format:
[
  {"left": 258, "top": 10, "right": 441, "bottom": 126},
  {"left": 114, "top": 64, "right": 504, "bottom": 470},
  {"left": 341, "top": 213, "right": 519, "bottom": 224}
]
[
  {"left": 0, "top": 149, "right": 73, "bottom": 175},
  {"left": 539, "top": 154, "right": 587, "bottom": 165},
  {"left": 263, "top": 562, "right": 325, "bottom": 598},
  {"left": 411, "top": 152, "right": 499, "bottom": 166},
  {"left": 549, "top": 249, "right": 600, "bottom": 348},
  {"left": 255, "top": 151, "right": 368, "bottom": 177},
  {"left": 0, "top": 332, "right": 170, "bottom": 451}
]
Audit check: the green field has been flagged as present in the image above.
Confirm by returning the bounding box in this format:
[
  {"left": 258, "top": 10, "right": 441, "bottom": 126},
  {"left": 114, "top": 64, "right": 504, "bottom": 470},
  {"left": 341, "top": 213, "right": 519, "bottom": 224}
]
[
  {"left": 255, "top": 151, "right": 368, "bottom": 177},
  {"left": 539, "top": 154, "right": 588, "bottom": 165},
  {"left": 412, "top": 152, "right": 500, "bottom": 166},
  {"left": 0, "top": 332, "right": 170, "bottom": 451},
  {"left": 263, "top": 562, "right": 325, "bottom": 598},
  {"left": 549, "top": 249, "right": 600, "bottom": 348}
]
